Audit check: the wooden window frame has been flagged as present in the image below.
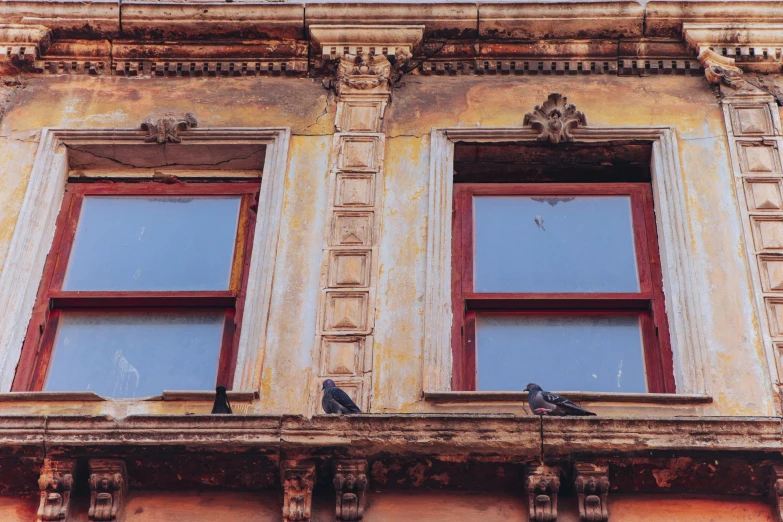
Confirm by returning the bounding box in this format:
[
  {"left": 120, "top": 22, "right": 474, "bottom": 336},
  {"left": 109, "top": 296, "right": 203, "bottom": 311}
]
[
  {"left": 12, "top": 180, "right": 260, "bottom": 393},
  {"left": 451, "top": 182, "right": 675, "bottom": 393}
]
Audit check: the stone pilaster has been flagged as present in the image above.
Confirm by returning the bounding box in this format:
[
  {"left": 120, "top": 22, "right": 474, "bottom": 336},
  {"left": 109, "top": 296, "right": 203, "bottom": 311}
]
[{"left": 309, "top": 26, "right": 422, "bottom": 414}]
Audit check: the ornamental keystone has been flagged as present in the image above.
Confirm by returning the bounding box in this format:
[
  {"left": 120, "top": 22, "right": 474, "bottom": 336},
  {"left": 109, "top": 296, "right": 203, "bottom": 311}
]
[{"left": 524, "top": 93, "right": 586, "bottom": 144}]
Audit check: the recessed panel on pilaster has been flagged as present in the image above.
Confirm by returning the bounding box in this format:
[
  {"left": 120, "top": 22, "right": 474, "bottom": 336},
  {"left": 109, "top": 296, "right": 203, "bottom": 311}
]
[
  {"left": 760, "top": 256, "right": 783, "bottom": 292},
  {"left": 331, "top": 211, "right": 374, "bottom": 246},
  {"left": 730, "top": 105, "right": 775, "bottom": 136},
  {"left": 323, "top": 291, "right": 369, "bottom": 333},
  {"left": 752, "top": 216, "right": 783, "bottom": 251},
  {"left": 738, "top": 142, "right": 782, "bottom": 174},
  {"left": 340, "top": 101, "right": 386, "bottom": 133},
  {"left": 329, "top": 250, "right": 371, "bottom": 287},
  {"left": 767, "top": 298, "right": 783, "bottom": 336},
  {"left": 338, "top": 136, "right": 380, "bottom": 171},
  {"left": 745, "top": 179, "right": 783, "bottom": 210},
  {"left": 335, "top": 173, "right": 375, "bottom": 207},
  {"left": 320, "top": 336, "right": 364, "bottom": 376}
]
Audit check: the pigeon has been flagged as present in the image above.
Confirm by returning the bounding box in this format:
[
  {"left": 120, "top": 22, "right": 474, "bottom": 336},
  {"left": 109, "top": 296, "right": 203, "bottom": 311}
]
[
  {"left": 525, "top": 383, "right": 596, "bottom": 416},
  {"left": 322, "top": 379, "right": 362, "bottom": 414},
  {"left": 211, "top": 385, "right": 233, "bottom": 414}
]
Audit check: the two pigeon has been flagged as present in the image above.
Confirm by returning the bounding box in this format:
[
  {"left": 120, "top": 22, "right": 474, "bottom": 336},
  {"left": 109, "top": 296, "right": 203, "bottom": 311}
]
[{"left": 525, "top": 383, "right": 596, "bottom": 416}]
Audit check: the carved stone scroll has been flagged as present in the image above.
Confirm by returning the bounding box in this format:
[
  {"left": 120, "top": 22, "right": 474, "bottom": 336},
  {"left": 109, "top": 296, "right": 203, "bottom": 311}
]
[
  {"left": 37, "top": 459, "right": 76, "bottom": 522},
  {"left": 524, "top": 93, "right": 586, "bottom": 144},
  {"left": 697, "top": 49, "right": 747, "bottom": 89},
  {"left": 526, "top": 464, "right": 560, "bottom": 522},
  {"left": 574, "top": 463, "right": 609, "bottom": 522},
  {"left": 88, "top": 459, "right": 127, "bottom": 521},
  {"left": 282, "top": 460, "right": 316, "bottom": 522},
  {"left": 140, "top": 112, "right": 198, "bottom": 143},
  {"left": 334, "top": 460, "right": 368, "bottom": 521}
]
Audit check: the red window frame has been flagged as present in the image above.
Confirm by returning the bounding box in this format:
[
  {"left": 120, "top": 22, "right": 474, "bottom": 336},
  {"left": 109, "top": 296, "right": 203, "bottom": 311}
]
[
  {"left": 451, "top": 182, "right": 675, "bottom": 393},
  {"left": 12, "top": 180, "right": 260, "bottom": 393}
]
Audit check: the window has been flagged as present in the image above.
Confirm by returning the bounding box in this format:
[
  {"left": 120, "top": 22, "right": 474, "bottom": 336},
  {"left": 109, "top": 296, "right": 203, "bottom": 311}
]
[
  {"left": 451, "top": 182, "right": 674, "bottom": 393},
  {"left": 12, "top": 181, "right": 259, "bottom": 398}
]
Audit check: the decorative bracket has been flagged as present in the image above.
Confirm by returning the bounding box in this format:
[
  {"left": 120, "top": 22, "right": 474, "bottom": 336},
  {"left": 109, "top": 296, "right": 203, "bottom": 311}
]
[
  {"left": 37, "top": 459, "right": 76, "bottom": 522},
  {"left": 523, "top": 93, "right": 586, "bottom": 144},
  {"left": 140, "top": 112, "right": 198, "bottom": 144},
  {"left": 772, "top": 465, "right": 783, "bottom": 522},
  {"left": 526, "top": 464, "right": 560, "bottom": 522},
  {"left": 88, "top": 459, "right": 127, "bottom": 521},
  {"left": 334, "top": 460, "right": 369, "bottom": 521},
  {"left": 282, "top": 460, "right": 316, "bottom": 522},
  {"left": 574, "top": 463, "right": 610, "bottom": 522}
]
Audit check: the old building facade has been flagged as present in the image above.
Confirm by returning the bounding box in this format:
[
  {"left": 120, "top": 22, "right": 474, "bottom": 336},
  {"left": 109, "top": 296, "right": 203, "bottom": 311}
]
[{"left": 1, "top": 0, "right": 783, "bottom": 520}]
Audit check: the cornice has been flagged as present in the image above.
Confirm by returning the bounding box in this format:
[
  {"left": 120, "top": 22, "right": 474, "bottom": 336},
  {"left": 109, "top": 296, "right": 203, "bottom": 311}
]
[
  {"left": 0, "top": 2, "right": 781, "bottom": 80},
  {"left": 0, "top": 414, "right": 781, "bottom": 457}
]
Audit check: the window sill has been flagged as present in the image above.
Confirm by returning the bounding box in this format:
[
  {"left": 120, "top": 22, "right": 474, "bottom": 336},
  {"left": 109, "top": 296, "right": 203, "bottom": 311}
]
[
  {"left": 0, "top": 390, "right": 259, "bottom": 402},
  {"left": 423, "top": 391, "right": 713, "bottom": 405}
]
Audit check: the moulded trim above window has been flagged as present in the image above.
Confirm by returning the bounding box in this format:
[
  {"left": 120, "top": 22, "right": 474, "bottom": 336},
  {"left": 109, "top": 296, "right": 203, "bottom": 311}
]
[
  {"left": 423, "top": 126, "right": 710, "bottom": 397},
  {"left": 0, "top": 126, "right": 292, "bottom": 394}
]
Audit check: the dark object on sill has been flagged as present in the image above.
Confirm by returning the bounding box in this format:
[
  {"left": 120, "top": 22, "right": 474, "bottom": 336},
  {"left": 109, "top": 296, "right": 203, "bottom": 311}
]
[
  {"left": 526, "top": 383, "right": 596, "bottom": 416},
  {"left": 211, "top": 385, "right": 233, "bottom": 414},
  {"left": 322, "top": 379, "right": 362, "bottom": 414}
]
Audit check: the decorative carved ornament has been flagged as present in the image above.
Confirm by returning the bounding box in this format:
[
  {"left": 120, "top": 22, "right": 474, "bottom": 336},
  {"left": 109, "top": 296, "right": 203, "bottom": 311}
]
[
  {"left": 524, "top": 93, "right": 586, "bottom": 144},
  {"left": 773, "top": 465, "right": 783, "bottom": 522},
  {"left": 37, "top": 459, "right": 76, "bottom": 522},
  {"left": 574, "top": 463, "right": 610, "bottom": 522},
  {"left": 282, "top": 460, "right": 316, "bottom": 522},
  {"left": 526, "top": 464, "right": 560, "bottom": 522},
  {"left": 88, "top": 460, "right": 127, "bottom": 522},
  {"left": 337, "top": 52, "right": 393, "bottom": 92},
  {"left": 140, "top": 112, "right": 198, "bottom": 144},
  {"left": 697, "top": 49, "right": 747, "bottom": 89},
  {"left": 334, "top": 460, "right": 369, "bottom": 521}
]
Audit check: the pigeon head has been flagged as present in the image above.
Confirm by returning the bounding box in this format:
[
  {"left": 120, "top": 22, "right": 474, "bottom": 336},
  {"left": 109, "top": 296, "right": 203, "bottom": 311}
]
[
  {"left": 525, "top": 383, "right": 541, "bottom": 392},
  {"left": 322, "top": 379, "right": 337, "bottom": 390}
]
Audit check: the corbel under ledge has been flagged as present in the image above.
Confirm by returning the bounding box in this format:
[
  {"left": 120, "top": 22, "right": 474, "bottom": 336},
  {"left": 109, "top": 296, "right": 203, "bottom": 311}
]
[{"left": 683, "top": 23, "right": 783, "bottom": 103}]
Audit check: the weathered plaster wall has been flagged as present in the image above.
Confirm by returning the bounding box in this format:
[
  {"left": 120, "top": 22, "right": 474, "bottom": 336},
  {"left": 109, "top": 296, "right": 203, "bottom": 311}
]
[
  {"left": 0, "top": 73, "right": 774, "bottom": 417},
  {"left": 376, "top": 75, "right": 774, "bottom": 417}
]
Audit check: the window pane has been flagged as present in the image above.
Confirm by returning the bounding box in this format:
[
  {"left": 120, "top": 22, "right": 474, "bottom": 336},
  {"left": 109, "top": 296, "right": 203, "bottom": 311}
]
[
  {"left": 44, "top": 311, "right": 224, "bottom": 398},
  {"left": 473, "top": 196, "right": 639, "bottom": 293},
  {"left": 475, "top": 314, "right": 647, "bottom": 392},
  {"left": 63, "top": 196, "right": 241, "bottom": 291}
]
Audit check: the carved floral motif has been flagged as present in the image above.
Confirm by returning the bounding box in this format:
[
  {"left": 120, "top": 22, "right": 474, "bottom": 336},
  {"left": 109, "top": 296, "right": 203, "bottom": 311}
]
[
  {"left": 337, "top": 52, "right": 392, "bottom": 92},
  {"left": 88, "top": 460, "right": 127, "bottom": 521},
  {"left": 37, "top": 459, "right": 76, "bottom": 522},
  {"left": 574, "top": 463, "right": 610, "bottom": 522},
  {"left": 282, "top": 461, "right": 316, "bottom": 522},
  {"left": 524, "top": 93, "right": 586, "bottom": 143},
  {"left": 140, "top": 112, "right": 198, "bottom": 143},
  {"left": 334, "top": 460, "right": 368, "bottom": 521},
  {"left": 526, "top": 465, "right": 560, "bottom": 522}
]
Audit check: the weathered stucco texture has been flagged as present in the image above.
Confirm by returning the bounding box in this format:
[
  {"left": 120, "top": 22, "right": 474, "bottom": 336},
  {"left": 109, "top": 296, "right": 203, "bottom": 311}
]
[{"left": 0, "top": 73, "right": 775, "bottom": 417}]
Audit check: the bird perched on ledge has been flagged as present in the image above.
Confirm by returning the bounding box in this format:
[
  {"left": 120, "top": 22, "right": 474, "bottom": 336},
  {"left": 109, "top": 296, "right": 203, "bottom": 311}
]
[
  {"left": 525, "top": 383, "right": 596, "bottom": 416},
  {"left": 322, "top": 379, "right": 362, "bottom": 414},
  {"left": 211, "top": 385, "right": 233, "bottom": 414}
]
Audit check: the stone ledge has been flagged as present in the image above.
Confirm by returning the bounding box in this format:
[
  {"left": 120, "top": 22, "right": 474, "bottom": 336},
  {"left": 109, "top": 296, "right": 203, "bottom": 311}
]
[
  {"left": 423, "top": 391, "right": 714, "bottom": 404},
  {"left": 0, "top": 414, "right": 779, "bottom": 457}
]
